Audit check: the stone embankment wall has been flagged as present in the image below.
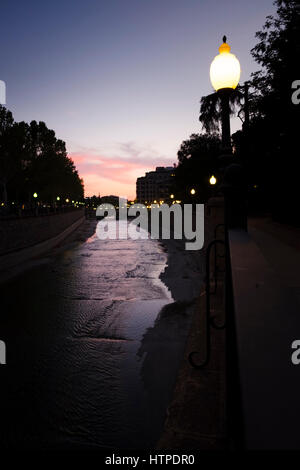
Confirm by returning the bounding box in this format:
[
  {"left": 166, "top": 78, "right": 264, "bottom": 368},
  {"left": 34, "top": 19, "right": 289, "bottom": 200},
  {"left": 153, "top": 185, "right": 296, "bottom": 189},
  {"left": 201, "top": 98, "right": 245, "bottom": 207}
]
[{"left": 0, "top": 209, "right": 85, "bottom": 255}]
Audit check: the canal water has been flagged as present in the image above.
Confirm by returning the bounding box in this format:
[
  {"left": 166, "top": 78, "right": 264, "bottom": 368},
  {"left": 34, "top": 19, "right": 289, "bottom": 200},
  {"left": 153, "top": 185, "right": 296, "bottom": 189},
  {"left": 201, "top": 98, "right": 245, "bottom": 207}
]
[{"left": 0, "top": 220, "right": 194, "bottom": 449}]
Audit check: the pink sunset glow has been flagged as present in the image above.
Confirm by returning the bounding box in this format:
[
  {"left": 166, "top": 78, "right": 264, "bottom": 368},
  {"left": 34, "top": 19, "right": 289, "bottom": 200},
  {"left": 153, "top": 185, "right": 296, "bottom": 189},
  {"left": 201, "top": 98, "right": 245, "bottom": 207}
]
[{"left": 70, "top": 152, "right": 174, "bottom": 200}]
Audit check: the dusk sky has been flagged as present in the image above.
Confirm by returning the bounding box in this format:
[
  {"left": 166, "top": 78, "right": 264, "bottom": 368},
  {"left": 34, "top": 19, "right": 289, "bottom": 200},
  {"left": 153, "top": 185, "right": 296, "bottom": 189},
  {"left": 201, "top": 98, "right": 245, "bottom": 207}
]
[{"left": 1, "top": 0, "right": 275, "bottom": 199}]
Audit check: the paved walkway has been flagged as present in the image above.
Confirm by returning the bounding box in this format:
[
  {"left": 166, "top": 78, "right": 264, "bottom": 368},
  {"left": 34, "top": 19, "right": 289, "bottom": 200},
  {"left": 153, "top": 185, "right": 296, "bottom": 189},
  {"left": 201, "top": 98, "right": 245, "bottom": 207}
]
[
  {"left": 229, "top": 217, "right": 300, "bottom": 449},
  {"left": 248, "top": 217, "right": 300, "bottom": 309}
]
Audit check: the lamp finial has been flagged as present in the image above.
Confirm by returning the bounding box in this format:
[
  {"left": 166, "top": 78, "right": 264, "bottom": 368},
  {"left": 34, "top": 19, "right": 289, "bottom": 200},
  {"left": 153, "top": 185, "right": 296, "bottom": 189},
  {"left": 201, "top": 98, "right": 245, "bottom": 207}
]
[{"left": 223, "top": 35, "right": 227, "bottom": 43}]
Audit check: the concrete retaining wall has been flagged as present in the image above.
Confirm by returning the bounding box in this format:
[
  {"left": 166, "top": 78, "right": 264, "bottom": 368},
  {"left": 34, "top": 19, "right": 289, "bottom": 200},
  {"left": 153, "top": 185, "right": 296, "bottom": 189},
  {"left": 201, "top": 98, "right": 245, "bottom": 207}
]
[
  {"left": 0, "top": 209, "right": 84, "bottom": 255},
  {"left": 0, "top": 209, "right": 85, "bottom": 276},
  {"left": 0, "top": 215, "right": 85, "bottom": 274}
]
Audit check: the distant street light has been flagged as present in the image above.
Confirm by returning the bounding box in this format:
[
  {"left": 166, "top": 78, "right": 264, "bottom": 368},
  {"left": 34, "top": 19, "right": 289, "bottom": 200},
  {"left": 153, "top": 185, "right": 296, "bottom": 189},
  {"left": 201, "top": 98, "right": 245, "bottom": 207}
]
[
  {"left": 190, "top": 188, "right": 196, "bottom": 195},
  {"left": 66, "top": 198, "right": 69, "bottom": 203},
  {"left": 209, "top": 175, "right": 217, "bottom": 185},
  {"left": 56, "top": 196, "right": 60, "bottom": 201},
  {"left": 210, "top": 36, "right": 241, "bottom": 151},
  {"left": 33, "top": 192, "right": 38, "bottom": 198},
  {"left": 170, "top": 194, "right": 174, "bottom": 199}
]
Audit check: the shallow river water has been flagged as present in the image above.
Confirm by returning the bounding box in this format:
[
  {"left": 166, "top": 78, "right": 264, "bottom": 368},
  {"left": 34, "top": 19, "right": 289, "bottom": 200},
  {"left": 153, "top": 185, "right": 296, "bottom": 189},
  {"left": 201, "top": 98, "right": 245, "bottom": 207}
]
[{"left": 0, "top": 221, "right": 195, "bottom": 450}]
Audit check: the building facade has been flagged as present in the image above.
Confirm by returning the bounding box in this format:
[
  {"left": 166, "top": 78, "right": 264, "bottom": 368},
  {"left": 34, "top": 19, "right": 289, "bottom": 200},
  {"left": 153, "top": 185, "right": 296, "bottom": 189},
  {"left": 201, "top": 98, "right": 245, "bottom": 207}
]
[{"left": 136, "top": 166, "right": 175, "bottom": 203}]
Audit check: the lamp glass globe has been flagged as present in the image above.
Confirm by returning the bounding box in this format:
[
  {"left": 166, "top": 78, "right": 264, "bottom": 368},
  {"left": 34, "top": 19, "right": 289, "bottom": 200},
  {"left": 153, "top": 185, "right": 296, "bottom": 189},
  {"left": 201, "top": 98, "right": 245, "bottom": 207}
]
[{"left": 210, "top": 39, "right": 241, "bottom": 91}]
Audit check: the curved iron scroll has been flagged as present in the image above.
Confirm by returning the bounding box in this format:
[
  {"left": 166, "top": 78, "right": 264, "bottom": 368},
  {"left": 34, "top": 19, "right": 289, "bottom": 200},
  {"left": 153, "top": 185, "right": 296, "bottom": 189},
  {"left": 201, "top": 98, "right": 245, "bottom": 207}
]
[{"left": 188, "top": 239, "right": 226, "bottom": 369}]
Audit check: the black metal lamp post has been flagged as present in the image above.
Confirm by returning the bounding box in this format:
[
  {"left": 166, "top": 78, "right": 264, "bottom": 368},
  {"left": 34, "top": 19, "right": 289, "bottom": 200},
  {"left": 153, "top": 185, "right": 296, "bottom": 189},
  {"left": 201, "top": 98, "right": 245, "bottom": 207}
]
[
  {"left": 210, "top": 36, "right": 247, "bottom": 230},
  {"left": 210, "top": 36, "right": 241, "bottom": 152}
]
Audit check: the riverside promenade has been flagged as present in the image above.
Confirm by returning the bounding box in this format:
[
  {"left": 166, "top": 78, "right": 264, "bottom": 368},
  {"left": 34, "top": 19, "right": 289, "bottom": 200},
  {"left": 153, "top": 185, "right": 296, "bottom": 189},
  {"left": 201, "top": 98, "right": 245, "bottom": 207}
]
[{"left": 157, "top": 208, "right": 300, "bottom": 450}]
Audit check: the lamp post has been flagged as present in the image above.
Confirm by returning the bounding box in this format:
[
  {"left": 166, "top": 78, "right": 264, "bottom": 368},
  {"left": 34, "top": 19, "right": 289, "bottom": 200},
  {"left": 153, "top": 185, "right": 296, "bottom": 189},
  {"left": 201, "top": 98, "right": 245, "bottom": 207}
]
[
  {"left": 33, "top": 192, "right": 38, "bottom": 216},
  {"left": 210, "top": 36, "right": 247, "bottom": 230},
  {"left": 243, "top": 81, "right": 250, "bottom": 131},
  {"left": 210, "top": 36, "right": 241, "bottom": 154}
]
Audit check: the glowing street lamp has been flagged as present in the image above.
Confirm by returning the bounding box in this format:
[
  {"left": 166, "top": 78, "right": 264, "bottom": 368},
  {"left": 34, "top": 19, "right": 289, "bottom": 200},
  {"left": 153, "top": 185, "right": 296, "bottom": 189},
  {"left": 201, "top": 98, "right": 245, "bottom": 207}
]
[
  {"left": 210, "top": 39, "right": 247, "bottom": 230},
  {"left": 170, "top": 194, "right": 174, "bottom": 199},
  {"left": 209, "top": 175, "right": 217, "bottom": 185},
  {"left": 190, "top": 188, "right": 196, "bottom": 195},
  {"left": 33, "top": 192, "right": 38, "bottom": 198},
  {"left": 210, "top": 36, "right": 240, "bottom": 92},
  {"left": 210, "top": 36, "right": 241, "bottom": 151},
  {"left": 56, "top": 196, "right": 60, "bottom": 201}
]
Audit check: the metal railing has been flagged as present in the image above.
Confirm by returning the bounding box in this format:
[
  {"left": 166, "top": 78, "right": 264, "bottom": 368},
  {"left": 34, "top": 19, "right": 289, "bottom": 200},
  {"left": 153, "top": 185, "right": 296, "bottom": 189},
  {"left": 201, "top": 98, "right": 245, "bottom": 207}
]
[
  {"left": 188, "top": 237, "right": 226, "bottom": 369},
  {"left": 0, "top": 205, "right": 82, "bottom": 221},
  {"left": 188, "top": 224, "right": 244, "bottom": 448}
]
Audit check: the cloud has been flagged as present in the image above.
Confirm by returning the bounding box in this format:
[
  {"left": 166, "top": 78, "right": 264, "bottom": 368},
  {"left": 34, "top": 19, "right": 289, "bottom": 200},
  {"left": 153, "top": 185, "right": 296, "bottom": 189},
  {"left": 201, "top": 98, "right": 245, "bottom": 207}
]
[{"left": 70, "top": 141, "right": 175, "bottom": 198}]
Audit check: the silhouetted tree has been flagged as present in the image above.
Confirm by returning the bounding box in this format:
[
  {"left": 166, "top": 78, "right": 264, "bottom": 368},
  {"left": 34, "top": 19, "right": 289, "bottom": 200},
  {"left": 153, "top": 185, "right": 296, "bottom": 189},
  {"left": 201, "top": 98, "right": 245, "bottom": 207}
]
[
  {"left": 175, "top": 133, "right": 222, "bottom": 202},
  {"left": 0, "top": 106, "right": 14, "bottom": 203},
  {"left": 233, "top": 0, "right": 300, "bottom": 222},
  {"left": 199, "top": 88, "right": 243, "bottom": 135},
  {"left": 0, "top": 106, "right": 84, "bottom": 205}
]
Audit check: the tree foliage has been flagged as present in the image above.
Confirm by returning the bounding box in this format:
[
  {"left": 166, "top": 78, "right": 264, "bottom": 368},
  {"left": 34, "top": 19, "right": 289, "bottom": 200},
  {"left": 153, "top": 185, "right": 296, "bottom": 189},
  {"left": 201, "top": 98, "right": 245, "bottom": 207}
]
[
  {"left": 199, "top": 88, "right": 243, "bottom": 134},
  {"left": 0, "top": 106, "right": 84, "bottom": 203},
  {"left": 241, "top": 0, "right": 300, "bottom": 222},
  {"left": 175, "top": 133, "right": 222, "bottom": 202}
]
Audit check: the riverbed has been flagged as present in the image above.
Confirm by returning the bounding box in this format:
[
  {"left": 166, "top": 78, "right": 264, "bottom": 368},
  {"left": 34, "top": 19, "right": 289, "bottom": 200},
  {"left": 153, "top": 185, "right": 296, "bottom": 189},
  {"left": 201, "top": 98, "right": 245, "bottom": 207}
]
[{"left": 0, "top": 220, "right": 203, "bottom": 449}]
